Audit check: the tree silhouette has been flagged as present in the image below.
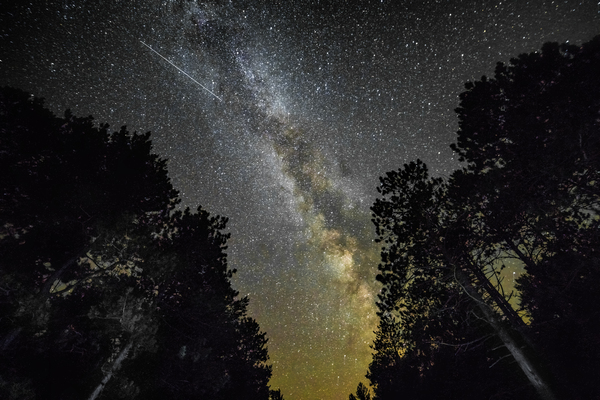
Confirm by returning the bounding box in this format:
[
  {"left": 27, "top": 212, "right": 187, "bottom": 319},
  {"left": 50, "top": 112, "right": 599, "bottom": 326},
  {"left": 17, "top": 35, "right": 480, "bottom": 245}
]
[
  {"left": 349, "top": 382, "right": 372, "bottom": 400},
  {"left": 0, "top": 86, "right": 179, "bottom": 399},
  {"left": 365, "top": 35, "right": 600, "bottom": 400},
  {"left": 125, "top": 208, "right": 271, "bottom": 400},
  {"left": 269, "top": 388, "right": 285, "bottom": 400},
  {"left": 369, "top": 160, "right": 537, "bottom": 400},
  {"left": 0, "top": 87, "right": 272, "bottom": 399},
  {"left": 451, "top": 34, "right": 600, "bottom": 400}
]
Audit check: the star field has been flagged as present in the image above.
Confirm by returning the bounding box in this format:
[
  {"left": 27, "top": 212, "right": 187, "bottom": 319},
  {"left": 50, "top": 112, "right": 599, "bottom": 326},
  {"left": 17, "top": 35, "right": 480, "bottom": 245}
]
[{"left": 1, "top": 1, "right": 598, "bottom": 399}]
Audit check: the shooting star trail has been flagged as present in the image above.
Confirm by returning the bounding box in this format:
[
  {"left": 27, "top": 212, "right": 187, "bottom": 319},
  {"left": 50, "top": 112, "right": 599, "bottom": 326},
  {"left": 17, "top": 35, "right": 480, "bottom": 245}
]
[{"left": 140, "top": 41, "right": 223, "bottom": 102}]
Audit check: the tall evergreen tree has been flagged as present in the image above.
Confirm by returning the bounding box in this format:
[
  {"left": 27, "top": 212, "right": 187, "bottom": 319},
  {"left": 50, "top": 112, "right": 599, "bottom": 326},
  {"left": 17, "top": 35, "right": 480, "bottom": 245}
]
[
  {"left": 125, "top": 208, "right": 271, "bottom": 400},
  {"left": 365, "top": 35, "right": 600, "bottom": 400},
  {"left": 369, "top": 160, "right": 537, "bottom": 400},
  {"left": 0, "top": 86, "right": 179, "bottom": 399},
  {"left": 451, "top": 34, "right": 600, "bottom": 400},
  {"left": 0, "top": 87, "right": 272, "bottom": 399}
]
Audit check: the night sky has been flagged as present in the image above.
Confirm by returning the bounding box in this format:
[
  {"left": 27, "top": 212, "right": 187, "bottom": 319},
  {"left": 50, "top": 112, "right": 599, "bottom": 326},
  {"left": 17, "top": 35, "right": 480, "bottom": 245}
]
[{"left": 1, "top": 1, "right": 598, "bottom": 399}]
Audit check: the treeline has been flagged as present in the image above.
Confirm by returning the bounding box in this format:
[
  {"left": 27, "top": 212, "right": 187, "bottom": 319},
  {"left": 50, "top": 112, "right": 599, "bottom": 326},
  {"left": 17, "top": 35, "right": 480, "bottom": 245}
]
[
  {"left": 0, "top": 87, "right": 279, "bottom": 400},
  {"left": 351, "top": 36, "right": 600, "bottom": 399},
  {"left": 3, "top": 35, "right": 600, "bottom": 400}
]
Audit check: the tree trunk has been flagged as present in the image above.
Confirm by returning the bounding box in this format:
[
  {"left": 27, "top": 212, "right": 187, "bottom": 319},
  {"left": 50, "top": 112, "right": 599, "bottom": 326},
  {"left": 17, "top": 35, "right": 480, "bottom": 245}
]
[
  {"left": 87, "top": 340, "right": 133, "bottom": 400},
  {"left": 466, "top": 259, "right": 539, "bottom": 352},
  {"left": 454, "top": 269, "right": 557, "bottom": 400},
  {"left": 0, "top": 327, "right": 22, "bottom": 351},
  {"left": 468, "top": 259, "right": 529, "bottom": 331}
]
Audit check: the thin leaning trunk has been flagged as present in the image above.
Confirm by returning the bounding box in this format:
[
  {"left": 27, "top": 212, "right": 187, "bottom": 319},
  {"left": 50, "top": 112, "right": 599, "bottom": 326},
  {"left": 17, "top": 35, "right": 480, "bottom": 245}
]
[
  {"left": 454, "top": 269, "right": 557, "bottom": 400},
  {"left": 466, "top": 259, "right": 538, "bottom": 351},
  {"left": 0, "top": 327, "right": 22, "bottom": 351},
  {"left": 87, "top": 340, "right": 133, "bottom": 400}
]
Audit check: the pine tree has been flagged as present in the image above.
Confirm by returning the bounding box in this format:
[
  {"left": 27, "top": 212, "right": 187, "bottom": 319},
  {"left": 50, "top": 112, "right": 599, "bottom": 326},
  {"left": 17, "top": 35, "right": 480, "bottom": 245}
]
[
  {"left": 366, "top": 35, "right": 600, "bottom": 400},
  {"left": 0, "top": 87, "right": 272, "bottom": 399}
]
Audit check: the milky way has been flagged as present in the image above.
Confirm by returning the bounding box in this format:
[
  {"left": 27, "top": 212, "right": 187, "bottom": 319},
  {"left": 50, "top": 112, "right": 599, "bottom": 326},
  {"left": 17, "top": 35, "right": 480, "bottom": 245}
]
[{"left": 1, "top": 1, "right": 598, "bottom": 399}]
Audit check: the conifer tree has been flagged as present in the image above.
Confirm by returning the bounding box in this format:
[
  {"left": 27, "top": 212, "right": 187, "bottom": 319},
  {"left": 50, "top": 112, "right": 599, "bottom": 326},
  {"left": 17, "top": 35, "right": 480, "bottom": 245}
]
[
  {"left": 365, "top": 35, "right": 600, "bottom": 400},
  {"left": 0, "top": 87, "right": 272, "bottom": 400}
]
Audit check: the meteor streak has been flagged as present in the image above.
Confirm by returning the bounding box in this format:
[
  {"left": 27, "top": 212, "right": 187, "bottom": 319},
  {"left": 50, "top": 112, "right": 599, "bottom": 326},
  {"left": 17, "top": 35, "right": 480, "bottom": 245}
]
[{"left": 140, "top": 41, "right": 223, "bottom": 102}]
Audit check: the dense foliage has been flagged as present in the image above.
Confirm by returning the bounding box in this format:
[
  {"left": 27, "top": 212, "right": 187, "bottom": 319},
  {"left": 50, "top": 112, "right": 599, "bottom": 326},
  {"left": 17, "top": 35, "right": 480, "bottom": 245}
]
[
  {"left": 358, "top": 35, "right": 600, "bottom": 400},
  {"left": 0, "top": 87, "right": 274, "bottom": 399}
]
